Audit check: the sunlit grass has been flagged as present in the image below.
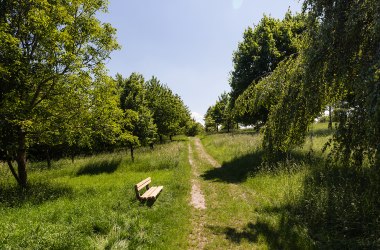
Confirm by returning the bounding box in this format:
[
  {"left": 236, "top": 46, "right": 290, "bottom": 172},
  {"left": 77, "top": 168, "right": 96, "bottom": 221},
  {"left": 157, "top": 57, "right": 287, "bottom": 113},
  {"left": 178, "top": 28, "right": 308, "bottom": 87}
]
[
  {"left": 0, "top": 142, "right": 191, "bottom": 249},
  {"left": 200, "top": 123, "right": 379, "bottom": 249}
]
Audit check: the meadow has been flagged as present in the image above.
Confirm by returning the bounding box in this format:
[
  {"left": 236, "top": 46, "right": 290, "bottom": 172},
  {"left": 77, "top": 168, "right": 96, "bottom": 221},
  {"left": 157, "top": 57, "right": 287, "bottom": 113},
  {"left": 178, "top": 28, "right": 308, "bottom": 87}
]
[
  {"left": 0, "top": 124, "right": 378, "bottom": 249},
  {"left": 0, "top": 140, "right": 191, "bottom": 249},
  {"left": 200, "top": 123, "right": 379, "bottom": 249}
]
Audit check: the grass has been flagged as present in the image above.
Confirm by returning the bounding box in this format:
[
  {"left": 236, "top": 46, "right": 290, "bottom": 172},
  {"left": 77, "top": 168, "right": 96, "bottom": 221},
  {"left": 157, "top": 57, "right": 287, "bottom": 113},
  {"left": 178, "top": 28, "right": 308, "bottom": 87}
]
[
  {"left": 190, "top": 134, "right": 313, "bottom": 249},
  {"left": 199, "top": 122, "right": 380, "bottom": 249},
  {"left": 0, "top": 141, "right": 191, "bottom": 249},
  {"left": 1, "top": 124, "right": 378, "bottom": 249}
]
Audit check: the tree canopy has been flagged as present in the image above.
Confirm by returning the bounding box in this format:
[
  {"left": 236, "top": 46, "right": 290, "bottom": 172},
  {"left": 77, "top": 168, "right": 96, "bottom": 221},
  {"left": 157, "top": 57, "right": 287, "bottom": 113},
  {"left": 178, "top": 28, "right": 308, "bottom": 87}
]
[
  {"left": 145, "top": 76, "right": 192, "bottom": 142},
  {"left": 0, "top": 0, "right": 119, "bottom": 187},
  {"left": 229, "top": 12, "right": 306, "bottom": 125}
]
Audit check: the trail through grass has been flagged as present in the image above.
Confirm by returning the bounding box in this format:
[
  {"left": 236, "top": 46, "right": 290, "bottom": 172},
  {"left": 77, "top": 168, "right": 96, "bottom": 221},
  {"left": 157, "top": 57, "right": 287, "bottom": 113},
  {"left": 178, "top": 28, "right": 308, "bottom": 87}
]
[{"left": 1, "top": 124, "right": 377, "bottom": 249}]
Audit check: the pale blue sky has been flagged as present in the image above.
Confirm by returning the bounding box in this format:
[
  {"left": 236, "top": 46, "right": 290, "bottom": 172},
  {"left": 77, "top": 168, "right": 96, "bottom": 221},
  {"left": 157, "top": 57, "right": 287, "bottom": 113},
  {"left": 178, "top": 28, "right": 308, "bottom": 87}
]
[{"left": 99, "top": 0, "right": 302, "bottom": 123}]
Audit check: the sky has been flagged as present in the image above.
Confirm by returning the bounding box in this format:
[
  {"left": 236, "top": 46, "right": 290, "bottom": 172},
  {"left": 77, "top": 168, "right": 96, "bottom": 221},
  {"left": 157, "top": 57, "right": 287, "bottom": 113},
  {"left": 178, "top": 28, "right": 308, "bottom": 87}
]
[{"left": 98, "top": 0, "right": 303, "bottom": 124}]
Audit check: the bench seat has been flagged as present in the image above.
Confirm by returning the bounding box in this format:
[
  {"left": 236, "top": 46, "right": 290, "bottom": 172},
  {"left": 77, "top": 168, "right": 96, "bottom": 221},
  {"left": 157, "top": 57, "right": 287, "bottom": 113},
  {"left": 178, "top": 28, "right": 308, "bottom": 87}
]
[{"left": 135, "top": 177, "right": 163, "bottom": 201}]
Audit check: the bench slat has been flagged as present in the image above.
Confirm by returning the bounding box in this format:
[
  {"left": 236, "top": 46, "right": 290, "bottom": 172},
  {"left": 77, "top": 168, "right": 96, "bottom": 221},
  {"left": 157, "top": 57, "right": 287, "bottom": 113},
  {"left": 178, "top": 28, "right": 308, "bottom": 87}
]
[
  {"left": 135, "top": 177, "right": 151, "bottom": 192},
  {"left": 149, "top": 186, "right": 163, "bottom": 200},
  {"left": 141, "top": 186, "right": 157, "bottom": 200}
]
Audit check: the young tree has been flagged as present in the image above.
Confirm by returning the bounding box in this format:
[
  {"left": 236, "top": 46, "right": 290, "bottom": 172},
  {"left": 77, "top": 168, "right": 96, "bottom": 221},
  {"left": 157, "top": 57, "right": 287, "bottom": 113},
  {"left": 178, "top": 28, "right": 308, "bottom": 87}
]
[
  {"left": 0, "top": 0, "right": 119, "bottom": 187},
  {"left": 117, "top": 73, "right": 157, "bottom": 161},
  {"left": 205, "top": 93, "right": 235, "bottom": 133}
]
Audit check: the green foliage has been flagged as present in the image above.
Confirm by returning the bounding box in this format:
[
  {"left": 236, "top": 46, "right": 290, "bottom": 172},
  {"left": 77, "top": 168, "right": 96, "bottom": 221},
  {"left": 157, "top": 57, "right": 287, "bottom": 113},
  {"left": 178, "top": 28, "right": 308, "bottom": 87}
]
[
  {"left": 301, "top": 0, "right": 380, "bottom": 168},
  {"left": 205, "top": 92, "right": 235, "bottom": 132},
  {"left": 117, "top": 73, "right": 157, "bottom": 150},
  {"left": 0, "top": 0, "right": 120, "bottom": 186},
  {"left": 185, "top": 120, "right": 204, "bottom": 136},
  {"left": 145, "top": 76, "right": 192, "bottom": 141},
  {"left": 229, "top": 12, "right": 306, "bottom": 125},
  {"left": 257, "top": 0, "right": 380, "bottom": 168}
]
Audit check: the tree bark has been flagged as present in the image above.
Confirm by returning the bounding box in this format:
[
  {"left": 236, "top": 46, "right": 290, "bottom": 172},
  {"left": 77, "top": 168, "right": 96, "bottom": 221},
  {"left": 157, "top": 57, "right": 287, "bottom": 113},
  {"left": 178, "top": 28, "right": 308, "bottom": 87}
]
[
  {"left": 7, "top": 160, "right": 21, "bottom": 185},
  {"left": 130, "top": 145, "right": 134, "bottom": 162},
  {"left": 328, "top": 105, "right": 333, "bottom": 129},
  {"left": 16, "top": 128, "right": 27, "bottom": 188}
]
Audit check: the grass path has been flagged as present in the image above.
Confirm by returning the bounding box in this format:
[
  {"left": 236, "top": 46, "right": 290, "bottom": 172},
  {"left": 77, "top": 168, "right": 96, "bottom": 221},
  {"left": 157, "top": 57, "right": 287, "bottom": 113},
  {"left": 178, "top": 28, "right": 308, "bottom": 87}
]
[{"left": 188, "top": 137, "right": 259, "bottom": 249}]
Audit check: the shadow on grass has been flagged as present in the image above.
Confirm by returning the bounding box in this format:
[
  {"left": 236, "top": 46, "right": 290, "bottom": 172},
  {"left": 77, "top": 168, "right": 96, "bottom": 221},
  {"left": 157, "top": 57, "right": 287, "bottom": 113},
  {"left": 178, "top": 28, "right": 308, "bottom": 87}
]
[
  {"left": 294, "top": 165, "right": 380, "bottom": 249},
  {"left": 0, "top": 181, "right": 73, "bottom": 208},
  {"left": 307, "top": 127, "right": 335, "bottom": 137},
  {"left": 76, "top": 158, "right": 122, "bottom": 176},
  {"left": 201, "top": 151, "right": 264, "bottom": 183},
  {"left": 207, "top": 213, "right": 311, "bottom": 249},
  {"left": 201, "top": 150, "right": 321, "bottom": 183}
]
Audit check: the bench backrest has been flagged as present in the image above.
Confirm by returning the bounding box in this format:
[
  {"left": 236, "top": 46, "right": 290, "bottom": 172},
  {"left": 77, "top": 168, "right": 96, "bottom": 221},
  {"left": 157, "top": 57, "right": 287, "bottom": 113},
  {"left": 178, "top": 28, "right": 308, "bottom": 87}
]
[{"left": 135, "top": 177, "right": 151, "bottom": 192}]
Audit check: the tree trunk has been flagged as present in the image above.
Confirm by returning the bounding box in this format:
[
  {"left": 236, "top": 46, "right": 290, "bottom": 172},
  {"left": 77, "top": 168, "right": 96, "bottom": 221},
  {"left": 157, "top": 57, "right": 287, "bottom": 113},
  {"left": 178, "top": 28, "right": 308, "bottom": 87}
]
[
  {"left": 16, "top": 129, "right": 27, "bottom": 188},
  {"left": 216, "top": 124, "right": 219, "bottom": 132},
  {"left": 46, "top": 148, "right": 51, "bottom": 169},
  {"left": 159, "top": 134, "right": 163, "bottom": 144},
  {"left": 7, "top": 160, "right": 21, "bottom": 185},
  {"left": 130, "top": 145, "right": 134, "bottom": 162},
  {"left": 328, "top": 105, "right": 333, "bottom": 129},
  {"left": 170, "top": 135, "right": 172, "bottom": 141}
]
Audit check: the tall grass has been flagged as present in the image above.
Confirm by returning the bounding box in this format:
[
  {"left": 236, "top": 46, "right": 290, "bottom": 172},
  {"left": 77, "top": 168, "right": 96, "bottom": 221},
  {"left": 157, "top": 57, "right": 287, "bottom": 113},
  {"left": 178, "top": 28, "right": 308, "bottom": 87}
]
[
  {"left": 0, "top": 142, "right": 191, "bottom": 249},
  {"left": 201, "top": 123, "right": 379, "bottom": 248}
]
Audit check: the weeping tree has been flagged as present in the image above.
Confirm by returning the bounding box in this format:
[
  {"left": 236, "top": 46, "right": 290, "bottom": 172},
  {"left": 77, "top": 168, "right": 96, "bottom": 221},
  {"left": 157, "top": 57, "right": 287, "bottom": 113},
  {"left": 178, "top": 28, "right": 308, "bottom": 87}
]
[
  {"left": 229, "top": 12, "right": 306, "bottom": 125},
  {"left": 255, "top": 0, "right": 380, "bottom": 169},
  {"left": 0, "top": 0, "right": 119, "bottom": 187}
]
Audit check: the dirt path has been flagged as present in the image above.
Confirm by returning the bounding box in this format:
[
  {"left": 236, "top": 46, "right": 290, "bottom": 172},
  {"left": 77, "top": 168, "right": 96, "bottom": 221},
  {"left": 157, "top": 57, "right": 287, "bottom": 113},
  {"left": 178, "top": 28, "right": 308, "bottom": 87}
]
[
  {"left": 188, "top": 137, "right": 258, "bottom": 249},
  {"left": 194, "top": 138, "right": 220, "bottom": 168},
  {"left": 188, "top": 142, "right": 207, "bottom": 249},
  {"left": 189, "top": 143, "right": 206, "bottom": 209}
]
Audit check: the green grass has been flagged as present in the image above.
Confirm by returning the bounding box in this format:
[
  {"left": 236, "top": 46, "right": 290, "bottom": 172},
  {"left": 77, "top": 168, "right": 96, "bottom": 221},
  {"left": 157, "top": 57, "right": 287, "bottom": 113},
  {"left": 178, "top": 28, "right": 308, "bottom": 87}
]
[
  {"left": 0, "top": 142, "right": 191, "bottom": 249},
  {"left": 1, "top": 124, "right": 378, "bottom": 249},
  {"left": 200, "top": 123, "right": 379, "bottom": 249}
]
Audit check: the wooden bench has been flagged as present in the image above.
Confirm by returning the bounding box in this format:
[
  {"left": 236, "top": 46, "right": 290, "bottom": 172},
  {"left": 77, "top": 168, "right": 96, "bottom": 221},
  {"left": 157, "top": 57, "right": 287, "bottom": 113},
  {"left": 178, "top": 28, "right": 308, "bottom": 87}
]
[{"left": 135, "top": 177, "right": 163, "bottom": 201}]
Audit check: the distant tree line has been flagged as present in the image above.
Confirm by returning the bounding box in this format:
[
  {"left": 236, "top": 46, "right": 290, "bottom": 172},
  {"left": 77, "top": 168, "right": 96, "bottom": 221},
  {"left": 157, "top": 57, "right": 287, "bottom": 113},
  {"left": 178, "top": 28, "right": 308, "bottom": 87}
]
[
  {"left": 208, "top": 0, "right": 379, "bottom": 170},
  {"left": 0, "top": 0, "right": 200, "bottom": 187}
]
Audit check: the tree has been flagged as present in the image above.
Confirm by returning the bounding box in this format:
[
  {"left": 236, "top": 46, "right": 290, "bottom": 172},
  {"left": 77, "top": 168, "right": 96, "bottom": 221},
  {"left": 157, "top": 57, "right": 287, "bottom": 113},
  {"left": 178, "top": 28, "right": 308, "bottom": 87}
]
[
  {"left": 256, "top": 0, "right": 380, "bottom": 169},
  {"left": 229, "top": 12, "right": 306, "bottom": 125},
  {"left": 301, "top": 0, "right": 380, "bottom": 168},
  {"left": 0, "top": 0, "right": 119, "bottom": 187},
  {"left": 186, "top": 119, "right": 204, "bottom": 136},
  {"left": 205, "top": 92, "right": 235, "bottom": 133},
  {"left": 117, "top": 73, "right": 157, "bottom": 161},
  {"left": 204, "top": 107, "right": 217, "bottom": 133},
  {"left": 145, "top": 77, "right": 191, "bottom": 142}
]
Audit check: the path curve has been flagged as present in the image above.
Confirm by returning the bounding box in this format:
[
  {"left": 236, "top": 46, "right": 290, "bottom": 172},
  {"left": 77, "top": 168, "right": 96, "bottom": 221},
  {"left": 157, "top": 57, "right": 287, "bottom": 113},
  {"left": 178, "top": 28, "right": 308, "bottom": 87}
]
[{"left": 194, "top": 138, "right": 220, "bottom": 168}]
